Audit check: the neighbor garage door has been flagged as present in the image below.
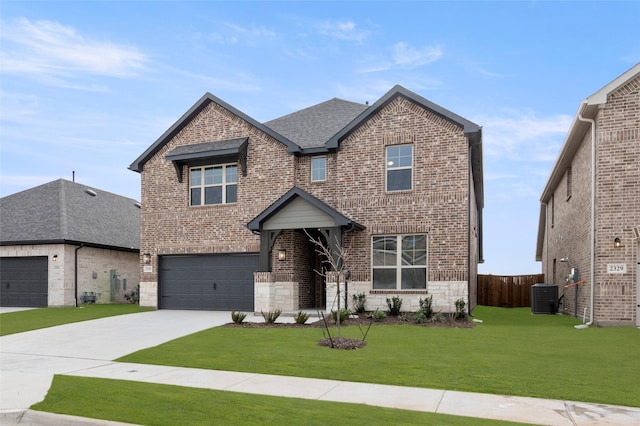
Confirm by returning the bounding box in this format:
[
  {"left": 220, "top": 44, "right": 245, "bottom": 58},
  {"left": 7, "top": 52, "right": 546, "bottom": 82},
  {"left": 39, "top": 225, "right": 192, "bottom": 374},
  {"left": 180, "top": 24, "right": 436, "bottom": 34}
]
[
  {"left": 159, "top": 254, "right": 258, "bottom": 311},
  {"left": 0, "top": 256, "right": 48, "bottom": 307}
]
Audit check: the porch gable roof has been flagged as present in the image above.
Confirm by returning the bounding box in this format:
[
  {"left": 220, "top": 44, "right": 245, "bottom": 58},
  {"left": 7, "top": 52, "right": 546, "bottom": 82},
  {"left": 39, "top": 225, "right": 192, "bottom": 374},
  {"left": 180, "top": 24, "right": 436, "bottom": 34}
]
[{"left": 247, "top": 186, "right": 364, "bottom": 232}]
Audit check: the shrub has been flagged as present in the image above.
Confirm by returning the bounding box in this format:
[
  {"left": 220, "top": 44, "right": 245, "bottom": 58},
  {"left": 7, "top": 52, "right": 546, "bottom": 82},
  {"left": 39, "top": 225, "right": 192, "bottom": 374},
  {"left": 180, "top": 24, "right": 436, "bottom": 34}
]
[
  {"left": 432, "top": 311, "right": 446, "bottom": 322},
  {"left": 331, "top": 308, "right": 351, "bottom": 323},
  {"left": 418, "top": 295, "right": 433, "bottom": 319},
  {"left": 123, "top": 285, "right": 140, "bottom": 304},
  {"left": 416, "top": 311, "right": 426, "bottom": 324},
  {"left": 455, "top": 298, "right": 467, "bottom": 320},
  {"left": 231, "top": 311, "right": 247, "bottom": 324},
  {"left": 351, "top": 292, "right": 367, "bottom": 314},
  {"left": 260, "top": 309, "right": 282, "bottom": 324},
  {"left": 372, "top": 309, "right": 386, "bottom": 322},
  {"left": 386, "top": 296, "right": 402, "bottom": 316},
  {"left": 294, "top": 311, "right": 310, "bottom": 325}
]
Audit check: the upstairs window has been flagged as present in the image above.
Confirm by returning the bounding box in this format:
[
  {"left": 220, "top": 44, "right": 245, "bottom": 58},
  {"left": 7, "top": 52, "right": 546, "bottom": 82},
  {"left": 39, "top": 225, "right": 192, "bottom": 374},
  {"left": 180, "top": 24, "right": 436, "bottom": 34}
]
[
  {"left": 386, "top": 145, "right": 412, "bottom": 191},
  {"left": 372, "top": 234, "right": 427, "bottom": 290},
  {"left": 190, "top": 164, "right": 237, "bottom": 206},
  {"left": 311, "top": 156, "right": 326, "bottom": 182}
]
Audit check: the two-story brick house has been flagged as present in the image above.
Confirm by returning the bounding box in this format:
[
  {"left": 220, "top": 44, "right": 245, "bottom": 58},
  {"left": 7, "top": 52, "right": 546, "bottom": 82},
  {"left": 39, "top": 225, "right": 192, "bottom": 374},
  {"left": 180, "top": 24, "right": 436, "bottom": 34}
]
[
  {"left": 130, "top": 85, "right": 483, "bottom": 314},
  {"left": 536, "top": 63, "right": 640, "bottom": 327}
]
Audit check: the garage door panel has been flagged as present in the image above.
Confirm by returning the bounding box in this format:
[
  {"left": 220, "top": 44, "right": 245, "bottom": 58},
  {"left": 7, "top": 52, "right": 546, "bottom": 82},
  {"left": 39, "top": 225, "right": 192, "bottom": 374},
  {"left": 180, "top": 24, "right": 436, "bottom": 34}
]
[
  {"left": 159, "top": 254, "right": 257, "bottom": 311},
  {"left": 0, "top": 256, "right": 48, "bottom": 307}
]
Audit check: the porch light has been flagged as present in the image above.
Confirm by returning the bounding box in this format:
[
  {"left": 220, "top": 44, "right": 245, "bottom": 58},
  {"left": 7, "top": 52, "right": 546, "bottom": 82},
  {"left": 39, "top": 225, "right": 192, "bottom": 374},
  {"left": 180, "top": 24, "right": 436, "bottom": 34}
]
[
  {"left": 613, "top": 237, "right": 622, "bottom": 248},
  {"left": 52, "top": 254, "right": 58, "bottom": 262},
  {"left": 278, "top": 249, "right": 287, "bottom": 261},
  {"left": 142, "top": 253, "right": 152, "bottom": 264}
]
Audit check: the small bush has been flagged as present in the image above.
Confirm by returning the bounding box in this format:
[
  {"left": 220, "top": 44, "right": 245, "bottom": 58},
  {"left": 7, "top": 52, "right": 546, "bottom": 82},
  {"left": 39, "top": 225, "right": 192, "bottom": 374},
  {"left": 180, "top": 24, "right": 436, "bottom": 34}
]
[
  {"left": 432, "top": 311, "right": 446, "bottom": 322},
  {"left": 418, "top": 295, "right": 433, "bottom": 319},
  {"left": 386, "top": 296, "right": 402, "bottom": 316},
  {"left": 331, "top": 308, "right": 351, "bottom": 323},
  {"left": 351, "top": 292, "right": 367, "bottom": 313},
  {"left": 372, "top": 309, "right": 386, "bottom": 322},
  {"left": 124, "top": 285, "right": 140, "bottom": 304},
  {"left": 261, "top": 309, "right": 282, "bottom": 324},
  {"left": 231, "top": 311, "right": 247, "bottom": 324},
  {"left": 416, "top": 311, "right": 426, "bottom": 324},
  {"left": 455, "top": 298, "right": 467, "bottom": 320},
  {"left": 294, "top": 311, "right": 310, "bottom": 325}
]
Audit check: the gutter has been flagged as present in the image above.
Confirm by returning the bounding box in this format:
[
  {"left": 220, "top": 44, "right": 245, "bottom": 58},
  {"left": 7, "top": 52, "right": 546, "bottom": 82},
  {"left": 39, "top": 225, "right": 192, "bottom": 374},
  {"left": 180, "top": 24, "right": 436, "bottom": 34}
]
[{"left": 577, "top": 105, "right": 595, "bottom": 326}]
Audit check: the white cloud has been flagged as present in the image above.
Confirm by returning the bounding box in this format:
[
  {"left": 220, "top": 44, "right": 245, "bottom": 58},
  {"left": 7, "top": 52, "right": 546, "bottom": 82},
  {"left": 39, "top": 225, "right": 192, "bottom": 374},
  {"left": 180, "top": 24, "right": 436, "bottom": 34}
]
[
  {"left": 209, "top": 23, "right": 277, "bottom": 46},
  {"left": 0, "top": 18, "right": 147, "bottom": 84},
  {"left": 392, "top": 42, "right": 442, "bottom": 68},
  {"left": 316, "top": 20, "right": 369, "bottom": 42},
  {"left": 475, "top": 111, "right": 572, "bottom": 162}
]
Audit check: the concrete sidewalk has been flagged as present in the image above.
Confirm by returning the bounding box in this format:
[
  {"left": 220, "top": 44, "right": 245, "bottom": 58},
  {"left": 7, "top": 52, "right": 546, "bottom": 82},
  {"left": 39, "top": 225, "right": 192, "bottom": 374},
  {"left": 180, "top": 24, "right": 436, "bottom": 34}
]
[
  {"left": 63, "top": 362, "right": 640, "bottom": 425},
  {"left": 2, "top": 310, "right": 640, "bottom": 425}
]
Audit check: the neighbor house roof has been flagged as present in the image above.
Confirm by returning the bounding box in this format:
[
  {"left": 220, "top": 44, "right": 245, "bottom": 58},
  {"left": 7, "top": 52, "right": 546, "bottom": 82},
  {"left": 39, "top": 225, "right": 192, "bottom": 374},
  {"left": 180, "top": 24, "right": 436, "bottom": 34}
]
[
  {"left": 535, "top": 62, "right": 640, "bottom": 261},
  {"left": 0, "top": 179, "right": 140, "bottom": 251}
]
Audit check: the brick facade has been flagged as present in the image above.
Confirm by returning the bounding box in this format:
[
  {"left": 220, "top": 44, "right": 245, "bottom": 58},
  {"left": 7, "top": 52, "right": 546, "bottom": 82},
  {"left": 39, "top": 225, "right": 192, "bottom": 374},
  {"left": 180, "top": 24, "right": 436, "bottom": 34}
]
[
  {"left": 539, "top": 67, "right": 639, "bottom": 326},
  {"left": 135, "top": 88, "right": 482, "bottom": 314}
]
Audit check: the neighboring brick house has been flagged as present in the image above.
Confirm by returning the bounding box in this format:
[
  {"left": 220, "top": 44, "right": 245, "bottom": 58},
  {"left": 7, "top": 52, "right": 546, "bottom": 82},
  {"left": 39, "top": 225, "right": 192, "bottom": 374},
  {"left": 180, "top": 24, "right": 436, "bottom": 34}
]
[
  {"left": 536, "top": 63, "right": 640, "bottom": 327},
  {"left": 129, "top": 85, "right": 484, "bottom": 314},
  {"left": 0, "top": 179, "right": 141, "bottom": 307}
]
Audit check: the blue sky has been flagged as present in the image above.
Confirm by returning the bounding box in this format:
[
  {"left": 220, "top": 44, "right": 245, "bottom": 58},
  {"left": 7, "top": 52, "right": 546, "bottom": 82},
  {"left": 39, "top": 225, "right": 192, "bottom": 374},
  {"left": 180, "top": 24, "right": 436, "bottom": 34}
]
[{"left": 1, "top": 1, "right": 639, "bottom": 275}]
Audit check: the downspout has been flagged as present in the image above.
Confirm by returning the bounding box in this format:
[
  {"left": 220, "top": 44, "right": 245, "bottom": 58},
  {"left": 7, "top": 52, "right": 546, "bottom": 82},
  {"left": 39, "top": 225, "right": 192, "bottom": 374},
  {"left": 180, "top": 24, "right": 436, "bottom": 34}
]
[
  {"left": 577, "top": 108, "right": 595, "bottom": 326},
  {"left": 74, "top": 244, "right": 85, "bottom": 307},
  {"left": 468, "top": 137, "right": 482, "bottom": 315}
]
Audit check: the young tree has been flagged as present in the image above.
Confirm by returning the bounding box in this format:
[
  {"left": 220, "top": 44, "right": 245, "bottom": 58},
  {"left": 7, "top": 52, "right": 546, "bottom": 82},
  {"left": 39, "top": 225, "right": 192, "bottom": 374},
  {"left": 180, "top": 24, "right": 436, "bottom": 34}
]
[{"left": 305, "top": 230, "right": 350, "bottom": 337}]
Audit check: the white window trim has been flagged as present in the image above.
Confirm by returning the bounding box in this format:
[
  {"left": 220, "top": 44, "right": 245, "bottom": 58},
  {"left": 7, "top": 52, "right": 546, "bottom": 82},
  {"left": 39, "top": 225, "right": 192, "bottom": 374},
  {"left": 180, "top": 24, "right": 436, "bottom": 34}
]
[
  {"left": 371, "top": 234, "right": 428, "bottom": 290},
  {"left": 385, "top": 144, "right": 413, "bottom": 192},
  {"left": 189, "top": 163, "right": 238, "bottom": 206},
  {"left": 311, "top": 155, "right": 327, "bottom": 182}
]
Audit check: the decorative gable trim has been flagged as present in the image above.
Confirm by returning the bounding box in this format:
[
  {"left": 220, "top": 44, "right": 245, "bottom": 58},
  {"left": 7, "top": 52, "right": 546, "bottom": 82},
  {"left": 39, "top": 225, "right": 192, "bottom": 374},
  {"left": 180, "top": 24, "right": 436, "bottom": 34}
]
[{"left": 247, "top": 186, "right": 364, "bottom": 232}]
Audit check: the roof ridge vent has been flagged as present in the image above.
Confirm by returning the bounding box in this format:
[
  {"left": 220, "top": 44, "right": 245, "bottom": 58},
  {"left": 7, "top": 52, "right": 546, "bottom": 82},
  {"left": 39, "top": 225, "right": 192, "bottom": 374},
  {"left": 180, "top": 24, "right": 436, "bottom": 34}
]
[{"left": 85, "top": 189, "right": 97, "bottom": 197}]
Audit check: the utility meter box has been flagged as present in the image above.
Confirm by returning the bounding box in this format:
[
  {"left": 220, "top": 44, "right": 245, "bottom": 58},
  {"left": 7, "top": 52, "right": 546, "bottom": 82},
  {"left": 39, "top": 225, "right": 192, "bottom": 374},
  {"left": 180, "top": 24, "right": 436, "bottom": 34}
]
[{"left": 570, "top": 268, "right": 579, "bottom": 283}]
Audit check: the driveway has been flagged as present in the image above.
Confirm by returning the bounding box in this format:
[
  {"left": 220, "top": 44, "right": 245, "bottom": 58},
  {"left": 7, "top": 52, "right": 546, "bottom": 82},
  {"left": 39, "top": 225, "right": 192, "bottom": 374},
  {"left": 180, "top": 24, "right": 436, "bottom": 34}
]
[{"left": 0, "top": 310, "right": 234, "bottom": 411}]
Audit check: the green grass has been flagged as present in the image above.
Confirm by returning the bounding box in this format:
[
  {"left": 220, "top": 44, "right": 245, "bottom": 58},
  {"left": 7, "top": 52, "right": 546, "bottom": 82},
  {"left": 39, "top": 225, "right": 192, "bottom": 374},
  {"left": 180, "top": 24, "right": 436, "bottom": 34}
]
[
  {"left": 118, "top": 306, "right": 640, "bottom": 407},
  {"left": 0, "top": 304, "right": 153, "bottom": 336},
  {"left": 32, "top": 375, "right": 524, "bottom": 426}
]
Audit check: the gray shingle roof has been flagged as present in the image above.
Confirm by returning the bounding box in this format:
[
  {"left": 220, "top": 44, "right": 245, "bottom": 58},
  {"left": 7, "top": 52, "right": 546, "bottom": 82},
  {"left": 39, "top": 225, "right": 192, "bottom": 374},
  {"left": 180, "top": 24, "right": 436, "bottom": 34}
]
[
  {"left": 0, "top": 179, "right": 140, "bottom": 250},
  {"left": 264, "top": 98, "right": 369, "bottom": 149}
]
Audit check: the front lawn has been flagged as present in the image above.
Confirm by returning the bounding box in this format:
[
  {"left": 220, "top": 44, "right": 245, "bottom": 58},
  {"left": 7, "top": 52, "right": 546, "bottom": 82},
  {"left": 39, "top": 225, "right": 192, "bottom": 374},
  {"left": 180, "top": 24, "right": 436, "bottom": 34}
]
[
  {"left": 31, "top": 375, "right": 524, "bottom": 426},
  {"left": 0, "top": 304, "right": 153, "bottom": 336},
  {"left": 119, "top": 306, "right": 640, "bottom": 407}
]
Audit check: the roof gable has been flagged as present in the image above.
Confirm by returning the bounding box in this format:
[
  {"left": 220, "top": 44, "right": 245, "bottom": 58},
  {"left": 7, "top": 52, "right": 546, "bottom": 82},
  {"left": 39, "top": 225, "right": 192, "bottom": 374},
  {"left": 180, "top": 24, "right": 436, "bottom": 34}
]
[
  {"left": 247, "top": 186, "right": 364, "bottom": 231},
  {"left": 0, "top": 179, "right": 140, "bottom": 250},
  {"left": 129, "top": 93, "right": 301, "bottom": 173},
  {"left": 326, "top": 85, "right": 482, "bottom": 149}
]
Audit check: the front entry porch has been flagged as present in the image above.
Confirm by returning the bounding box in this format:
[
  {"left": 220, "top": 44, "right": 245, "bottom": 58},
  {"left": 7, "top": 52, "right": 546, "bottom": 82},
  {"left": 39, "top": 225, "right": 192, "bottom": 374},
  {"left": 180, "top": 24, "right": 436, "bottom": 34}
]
[{"left": 247, "top": 187, "right": 364, "bottom": 313}]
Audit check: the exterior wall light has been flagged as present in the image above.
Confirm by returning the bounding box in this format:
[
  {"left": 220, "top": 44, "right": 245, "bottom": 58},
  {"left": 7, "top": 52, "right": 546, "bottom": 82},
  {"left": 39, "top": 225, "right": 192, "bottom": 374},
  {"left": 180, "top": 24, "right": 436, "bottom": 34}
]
[
  {"left": 278, "top": 249, "right": 286, "bottom": 261},
  {"left": 613, "top": 237, "right": 622, "bottom": 248},
  {"left": 142, "top": 253, "right": 152, "bottom": 264},
  {"left": 52, "top": 254, "right": 58, "bottom": 262}
]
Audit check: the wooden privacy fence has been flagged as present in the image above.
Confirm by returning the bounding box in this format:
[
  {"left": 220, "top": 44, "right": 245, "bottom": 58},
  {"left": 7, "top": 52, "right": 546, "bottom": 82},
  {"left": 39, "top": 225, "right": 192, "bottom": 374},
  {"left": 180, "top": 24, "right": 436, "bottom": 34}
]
[{"left": 477, "top": 274, "right": 545, "bottom": 308}]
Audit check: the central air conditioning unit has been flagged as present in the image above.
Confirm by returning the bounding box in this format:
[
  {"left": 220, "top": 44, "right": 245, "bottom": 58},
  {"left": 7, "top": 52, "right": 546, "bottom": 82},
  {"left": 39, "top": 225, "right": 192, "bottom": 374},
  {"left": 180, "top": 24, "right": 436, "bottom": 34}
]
[{"left": 531, "top": 284, "right": 559, "bottom": 314}]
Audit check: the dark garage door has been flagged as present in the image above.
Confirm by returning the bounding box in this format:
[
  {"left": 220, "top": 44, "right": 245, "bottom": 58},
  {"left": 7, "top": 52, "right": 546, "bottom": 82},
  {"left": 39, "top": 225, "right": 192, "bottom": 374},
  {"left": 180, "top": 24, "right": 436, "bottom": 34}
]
[
  {"left": 159, "top": 253, "right": 258, "bottom": 311},
  {"left": 0, "top": 256, "right": 48, "bottom": 307}
]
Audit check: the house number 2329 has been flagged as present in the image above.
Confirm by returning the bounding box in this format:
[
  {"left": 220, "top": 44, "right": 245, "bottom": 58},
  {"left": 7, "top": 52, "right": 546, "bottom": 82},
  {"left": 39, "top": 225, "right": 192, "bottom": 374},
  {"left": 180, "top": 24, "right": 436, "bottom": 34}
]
[{"left": 607, "top": 264, "right": 627, "bottom": 274}]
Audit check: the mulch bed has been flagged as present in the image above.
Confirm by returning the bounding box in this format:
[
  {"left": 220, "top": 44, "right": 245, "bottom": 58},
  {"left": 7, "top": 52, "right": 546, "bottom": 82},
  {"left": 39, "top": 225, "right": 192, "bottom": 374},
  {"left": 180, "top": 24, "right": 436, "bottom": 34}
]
[{"left": 222, "top": 313, "right": 474, "bottom": 349}]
